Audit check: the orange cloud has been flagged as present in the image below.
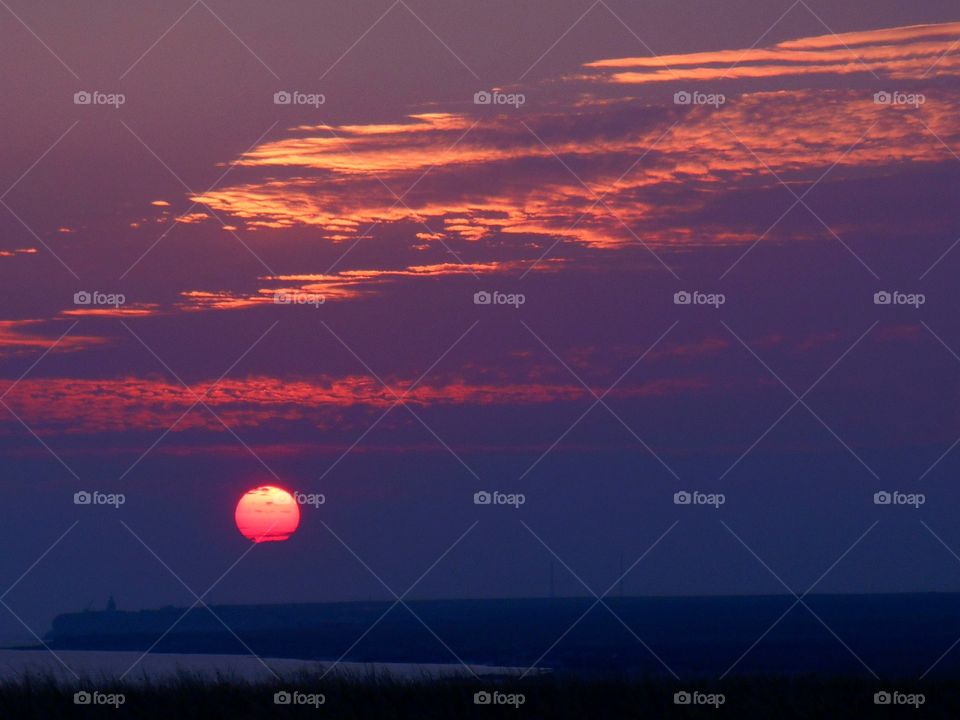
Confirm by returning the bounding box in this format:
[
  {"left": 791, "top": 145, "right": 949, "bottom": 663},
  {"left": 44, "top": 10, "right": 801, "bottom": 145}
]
[
  {"left": 583, "top": 21, "right": 960, "bottom": 83},
  {"left": 172, "top": 20, "right": 960, "bottom": 264},
  {"left": 60, "top": 304, "right": 160, "bottom": 318},
  {"left": 0, "top": 248, "right": 39, "bottom": 257},
  {"left": 178, "top": 259, "right": 560, "bottom": 311}
]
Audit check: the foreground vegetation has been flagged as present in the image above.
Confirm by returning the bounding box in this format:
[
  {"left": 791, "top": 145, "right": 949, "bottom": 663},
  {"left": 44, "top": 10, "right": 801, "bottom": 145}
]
[{"left": 0, "top": 671, "right": 955, "bottom": 718}]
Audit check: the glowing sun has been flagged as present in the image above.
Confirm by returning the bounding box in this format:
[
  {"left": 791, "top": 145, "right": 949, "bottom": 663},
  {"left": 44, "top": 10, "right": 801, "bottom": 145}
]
[{"left": 235, "top": 486, "right": 300, "bottom": 543}]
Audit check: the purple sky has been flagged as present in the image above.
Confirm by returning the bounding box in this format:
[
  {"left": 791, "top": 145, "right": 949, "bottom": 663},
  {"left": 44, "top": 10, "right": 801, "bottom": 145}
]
[{"left": 1, "top": 0, "right": 960, "bottom": 647}]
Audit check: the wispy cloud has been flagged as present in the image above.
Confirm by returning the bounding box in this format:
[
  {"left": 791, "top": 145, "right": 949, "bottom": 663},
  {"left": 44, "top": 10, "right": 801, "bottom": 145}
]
[
  {"left": 581, "top": 22, "right": 960, "bottom": 83},
  {"left": 0, "top": 320, "right": 105, "bottom": 358}
]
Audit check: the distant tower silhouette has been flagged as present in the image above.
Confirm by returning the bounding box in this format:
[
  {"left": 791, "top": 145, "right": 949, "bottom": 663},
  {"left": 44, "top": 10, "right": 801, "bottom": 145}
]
[{"left": 106, "top": 595, "right": 117, "bottom": 612}]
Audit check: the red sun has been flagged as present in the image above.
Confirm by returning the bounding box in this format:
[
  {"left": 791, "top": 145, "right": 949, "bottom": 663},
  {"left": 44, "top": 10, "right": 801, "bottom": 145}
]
[{"left": 235, "top": 486, "right": 300, "bottom": 543}]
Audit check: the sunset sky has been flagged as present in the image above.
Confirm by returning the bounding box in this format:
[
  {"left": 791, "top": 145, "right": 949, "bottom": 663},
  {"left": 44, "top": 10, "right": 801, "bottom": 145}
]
[{"left": 1, "top": 0, "right": 960, "bottom": 645}]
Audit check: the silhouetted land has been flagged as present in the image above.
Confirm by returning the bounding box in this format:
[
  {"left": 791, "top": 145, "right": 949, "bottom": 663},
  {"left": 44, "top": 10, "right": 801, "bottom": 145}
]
[{"left": 40, "top": 593, "right": 960, "bottom": 677}]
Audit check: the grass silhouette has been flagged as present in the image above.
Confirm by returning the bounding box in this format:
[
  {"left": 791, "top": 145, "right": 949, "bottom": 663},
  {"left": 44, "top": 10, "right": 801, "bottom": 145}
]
[{"left": 0, "top": 670, "right": 957, "bottom": 718}]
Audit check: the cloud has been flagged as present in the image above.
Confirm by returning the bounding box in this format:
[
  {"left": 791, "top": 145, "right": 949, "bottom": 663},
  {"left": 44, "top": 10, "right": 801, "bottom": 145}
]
[
  {"left": 581, "top": 22, "right": 960, "bottom": 83},
  {"left": 0, "top": 248, "right": 38, "bottom": 258},
  {"left": 179, "top": 21, "right": 959, "bottom": 264},
  {"left": 60, "top": 304, "right": 160, "bottom": 318},
  {"left": 0, "top": 321, "right": 106, "bottom": 359},
  {"left": 177, "top": 258, "right": 557, "bottom": 311},
  {"left": 0, "top": 373, "right": 707, "bottom": 436},
  {"left": 190, "top": 93, "right": 959, "bottom": 254}
]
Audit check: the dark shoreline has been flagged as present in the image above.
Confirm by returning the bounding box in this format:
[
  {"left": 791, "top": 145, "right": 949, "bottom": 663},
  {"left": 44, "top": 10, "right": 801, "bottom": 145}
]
[{"left": 36, "top": 593, "right": 960, "bottom": 677}]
